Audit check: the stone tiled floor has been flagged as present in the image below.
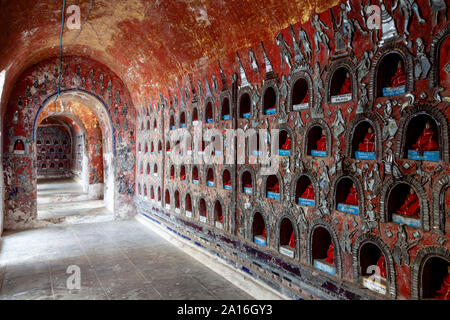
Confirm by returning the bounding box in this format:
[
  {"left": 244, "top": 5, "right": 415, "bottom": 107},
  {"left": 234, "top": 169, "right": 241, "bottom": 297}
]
[{"left": 0, "top": 220, "right": 253, "bottom": 300}]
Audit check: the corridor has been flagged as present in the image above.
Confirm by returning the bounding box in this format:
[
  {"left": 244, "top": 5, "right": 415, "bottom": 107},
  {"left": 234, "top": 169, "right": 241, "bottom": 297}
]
[
  {"left": 37, "top": 178, "right": 113, "bottom": 226},
  {"left": 0, "top": 220, "right": 253, "bottom": 300}
]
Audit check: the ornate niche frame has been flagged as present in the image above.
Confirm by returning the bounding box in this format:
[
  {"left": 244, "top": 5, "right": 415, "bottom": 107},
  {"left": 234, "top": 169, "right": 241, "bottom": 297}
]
[
  {"left": 203, "top": 96, "right": 215, "bottom": 124},
  {"left": 379, "top": 176, "right": 430, "bottom": 231},
  {"left": 429, "top": 24, "right": 450, "bottom": 88},
  {"left": 261, "top": 78, "right": 280, "bottom": 116},
  {"left": 303, "top": 119, "right": 333, "bottom": 158},
  {"left": 152, "top": 114, "right": 158, "bottom": 132},
  {"left": 369, "top": 43, "right": 414, "bottom": 101},
  {"left": 411, "top": 246, "right": 450, "bottom": 300},
  {"left": 247, "top": 206, "right": 270, "bottom": 247},
  {"left": 344, "top": 113, "right": 383, "bottom": 160},
  {"left": 150, "top": 184, "right": 155, "bottom": 202},
  {"left": 184, "top": 190, "right": 194, "bottom": 217},
  {"left": 330, "top": 172, "right": 365, "bottom": 216},
  {"left": 219, "top": 90, "right": 233, "bottom": 121},
  {"left": 173, "top": 187, "right": 181, "bottom": 212},
  {"left": 262, "top": 171, "right": 284, "bottom": 201},
  {"left": 191, "top": 164, "right": 201, "bottom": 185},
  {"left": 178, "top": 106, "right": 187, "bottom": 129},
  {"left": 212, "top": 195, "right": 227, "bottom": 231},
  {"left": 179, "top": 164, "right": 187, "bottom": 183},
  {"left": 275, "top": 213, "right": 300, "bottom": 261},
  {"left": 307, "top": 218, "right": 343, "bottom": 278},
  {"left": 238, "top": 164, "right": 257, "bottom": 196},
  {"left": 146, "top": 161, "right": 151, "bottom": 176},
  {"left": 164, "top": 186, "right": 172, "bottom": 209},
  {"left": 190, "top": 101, "right": 201, "bottom": 125},
  {"left": 275, "top": 122, "right": 296, "bottom": 156},
  {"left": 352, "top": 234, "right": 397, "bottom": 299},
  {"left": 237, "top": 86, "right": 253, "bottom": 120},
  {"left": 197, "top": 196, "right": 210, "bottom": 224},
  {"left": 204, "top": 165, "right": 216, "bottom": 188},
  {"left": 220, "top": 165, "right": 235, "bottom": 192},
  {"left": 168, "top": 108, "right": 176, "bottom": 130},
  {"left": 432, "top": 175, "right": 449, "bottom": 234},
  {"left": 325, "top": 58, "right": 357, "bottom": 105},
  {"left": 288, "top": 71, "right": 313, "bottom": 112},
  {"left": 291, "top": 170, "right": 319, "bottom": 209},
  {"left": 395, "top": 103, "right": 449, "bottom": 163}
]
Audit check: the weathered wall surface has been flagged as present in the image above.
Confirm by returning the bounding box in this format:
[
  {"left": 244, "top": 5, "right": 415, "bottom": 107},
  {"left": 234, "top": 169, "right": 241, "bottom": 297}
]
[
  {"left": 2, "top": 56, "right": 136, "bottom": 229},
  {"left": 135, "top": 0, "right": 449, "bottom": 300}
]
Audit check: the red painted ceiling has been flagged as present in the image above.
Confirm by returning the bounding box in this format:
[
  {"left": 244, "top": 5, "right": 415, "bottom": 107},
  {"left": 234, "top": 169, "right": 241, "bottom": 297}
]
[{"left": 0, "top": 0, "right": 339, "bottom": 106}]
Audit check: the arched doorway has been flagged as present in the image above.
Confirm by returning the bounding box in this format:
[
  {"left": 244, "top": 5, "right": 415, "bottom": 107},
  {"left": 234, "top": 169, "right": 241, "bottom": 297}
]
[
  {"left": 32, "top": 90, "right": 115, "bottom": 221},
  {"left": 2, "top": 56, "right": 136, "bottom": 231}
]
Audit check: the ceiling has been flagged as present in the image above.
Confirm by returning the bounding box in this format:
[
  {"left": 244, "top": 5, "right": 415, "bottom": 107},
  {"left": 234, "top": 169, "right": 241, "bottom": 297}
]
[{"left": 0, "top": 0, "right": 340, "bottom": 105}]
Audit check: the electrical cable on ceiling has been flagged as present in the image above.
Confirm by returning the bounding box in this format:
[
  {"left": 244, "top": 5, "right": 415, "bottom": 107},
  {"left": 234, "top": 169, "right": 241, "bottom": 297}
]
[{"left": 55, "top": 0, "right": 66, "bottom": 112}]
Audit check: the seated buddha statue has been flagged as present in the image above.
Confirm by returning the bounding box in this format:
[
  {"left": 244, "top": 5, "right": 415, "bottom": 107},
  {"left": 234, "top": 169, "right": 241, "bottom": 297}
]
[
  {"left": 14, "top": 140, "right": 25, "bottom": 151},
  {"left": 300, "top": 183, "right": 315, "bottom": 199},
  {"left": 281, "top": 137, "right": 292, "bottom": 150},
  {"left": 224, "top": 177, "right": 231, "bottom": 187},
  {"left": 358, "top": 127, "right": 375, "bottom": 153},
  {"left": 344, "top": 185, "right": 358, "bottom": 206},
  {"left": 396, "top": 187, "right": 420, "bottom": 218},
  {"left": 412, "top": 121, "right": 439, "bottom": 151},
  {"left": 268, "top": 181, "right": 280, "bottom": 193},
  {"left": 376, "top": 254, "right": 387, "bottom": 279},
  {"left": 218, "top": 215, "right": 223, "bottom": 223},
  {"left": 301, "top": 91, "right": 309, "bottom": 104},
  {"left": 288, "top": 231, "right": 295, "bottom": 249},
  {"left": 325, "top": 242, "right": 335, "bottom": 264},
  {"left": 434, "top": 273, "right": 450, "bottom": 300},
  {"left": 338, "top": 72, "right": 352, "bottom": 95},
  {"left": 389, "top": 60, "right": 406, "bottom": 88},
  {"left": 180, "top": 172, "right": 186, "bottom": 180},
  {"left": 315, "top": 134, "right": 327, "bottom": 151}
]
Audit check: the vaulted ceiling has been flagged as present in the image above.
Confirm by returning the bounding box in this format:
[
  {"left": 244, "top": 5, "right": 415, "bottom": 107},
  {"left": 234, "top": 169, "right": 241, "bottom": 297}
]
[{"left": 0, "top": 0, "right": 339, "bottom": 105}]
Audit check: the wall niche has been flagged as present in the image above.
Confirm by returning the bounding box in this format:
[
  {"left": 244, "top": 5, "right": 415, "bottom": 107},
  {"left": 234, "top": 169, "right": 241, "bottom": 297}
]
[
  {"left": 252, "top": 212, "right": 267, "bottom": 247},
  {"left": 279, "top": 217, "right": 295, "bottom": 259},
  {"left": 221, "top": 96, "right": 231, "bottom": 120},
  {"left": 291, "top": 76, "right": 310, "bottom": 111},
  {"left": 262, "top": 86, "right": 277, "bottom": 115},
  {"left": 312, "top": 226, "right": 336, "bottom": 276},
  {"left": 295, "top": 175, "right": 315, "bottom": 207},
  {"left": 403, "top": 114, "right": 440, "bottom": 162},
  {"left": 241, "top": 170, "right": 253, "bottom": 195},
  {"left": 199, "top": 198, "right": 208, "bottom": 223},
  {"left": 266, "top": 175, "right": 280, "bottom": 200},
  {"left": 351, "top": 121, "right": 376, "bottom": 160},
  {"left": 329, "top": 66, "right": 352, "bottom": 104},
  {"left": 222, "top": 169, "right": 232, "bottom": 190},
  {"left": 388, "top": 183, "right": 422, "bottom": 229},
  {"left": 214, "top": 200, "right": 223, "bottom": 229},
  {"left": 359, "top": 242, "right": 388, "bottom": 296},
  {"left": 239, "top": 92, "right": 251, "bottom": 119},
  {"left": 307, "top": 125, "right": 327, "bottom": 157},
  {"left": 335, "top": 177, "right": 360, "bottom": 215},
  {"left": 420, "top": 257, "right": 449, "bottom": 300},
  {"left": 376, "top": 52, "right": 407, "bottom": 97}
]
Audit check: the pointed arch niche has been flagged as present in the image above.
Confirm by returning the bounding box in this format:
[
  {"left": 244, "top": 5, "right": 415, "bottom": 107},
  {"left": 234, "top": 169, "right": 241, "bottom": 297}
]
[{"left": 34, "top": 91, "right": 116, "bottom": 214}]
